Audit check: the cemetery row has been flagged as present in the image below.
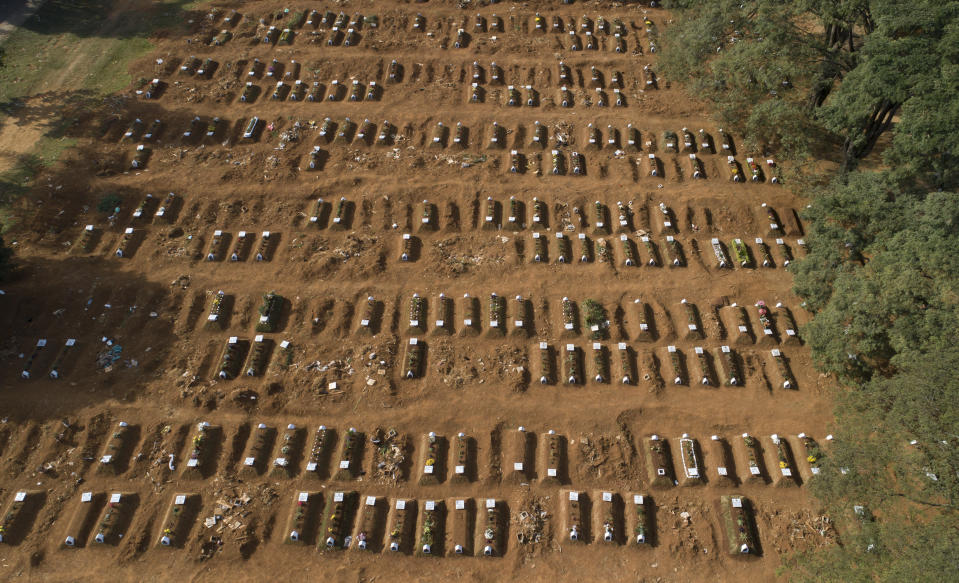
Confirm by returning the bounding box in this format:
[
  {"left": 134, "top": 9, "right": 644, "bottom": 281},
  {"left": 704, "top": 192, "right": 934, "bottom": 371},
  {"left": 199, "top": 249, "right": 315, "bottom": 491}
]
[
  {"left": 179, "top": 7, "right": 664, "bottom": 55},
  {"left": 1, "top": 486, "right": 764, "bottom": 558}
]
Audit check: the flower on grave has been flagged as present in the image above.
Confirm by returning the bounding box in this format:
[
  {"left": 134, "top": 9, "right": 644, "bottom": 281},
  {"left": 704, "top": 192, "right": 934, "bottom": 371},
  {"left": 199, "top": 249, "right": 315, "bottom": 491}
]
[
  {"left": 807, "top": 455, "right": 817, "bottom": 463},
  {"left": 779, "top": 461, "right": 787, "bottom": 468}
]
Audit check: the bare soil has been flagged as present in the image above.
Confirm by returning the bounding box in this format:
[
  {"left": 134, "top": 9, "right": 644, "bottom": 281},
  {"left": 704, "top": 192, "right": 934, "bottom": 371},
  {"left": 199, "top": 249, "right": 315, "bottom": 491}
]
[{"left": 0, "top": 1, "right": 836, "bottom": 581}]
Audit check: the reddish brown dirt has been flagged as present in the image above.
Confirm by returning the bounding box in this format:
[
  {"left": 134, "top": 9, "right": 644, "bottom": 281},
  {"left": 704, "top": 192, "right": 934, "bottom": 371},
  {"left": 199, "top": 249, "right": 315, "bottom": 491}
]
[{"left": 0, "top": 2, "right": 836, "bottom": 581}]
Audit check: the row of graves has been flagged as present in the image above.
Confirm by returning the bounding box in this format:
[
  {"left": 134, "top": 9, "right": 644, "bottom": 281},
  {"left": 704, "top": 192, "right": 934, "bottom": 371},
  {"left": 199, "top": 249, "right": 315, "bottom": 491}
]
[
  {"left": 214, "top": 337, "right": 292, "bottom": 381},
  {"left": 236, "top": 73, "right": 383, "bottom": 104},
  {"left": 75, "top": 192, "right": 801, "bottom": 234},
  {"left": 120, "top": 139, "right": 780, "bottom": 182},
  {"left": 534, "top": 342, "right": 795, "bottom": 389},
  {"left": 3, "top": 490, "right": 620, "bottom": 555},
  {"left": 240, "top": 9, "right": 658, "bottom": 49},
  {"left": 74, "top": 194, "right": 805, "bottom": 265},
  {"left": 464, "top": 61, "right": 654, "bottom": 91},
  {"left": 210, "top": 332, "right": 796, "bottom": 390},
  {"left": 112, "top": 113, "right": 295, "bottom": 147},
  {"left": 521, "top": 232, "right": 796, "bottom": 268},
  {"left": 18, "top": 287, "right": 800, "bottom": 385},
  {"left": 191, "top": 7, "right": 663, "bottom": 52},
  {"left": 79, "top": 219, "right": 281, "bottom": 263},
  {"left": 72, "top": 190, "right": 177, "bottom": 254},
  {"left": 467, "top": 72, "right": 656, "bottom": 108},
  {"left": 231, "top": 77, "right": 667, "bottom": 108},
  {"left": 0, "top": 425, "right": 832, "bottom": 553},
  {"left": 0, "top": 483, "right": 784, "bottom": 557},
  {"left": 467, "top": 74, "right": 662, "bottom": 107},
  {"left": 197, "top": 292, "right": 801, "bottom": 385},
  {"left": 166, "top": 39, "right": 665, "bottom": 102},
  {"left": 407, "top": 11, "right": 660, "bottom": 55},
  {"left": 218, "top": 198, "right": 800, "bottom": 239},
  {"left": 183, "top": 8, "right": 373, "bottom": 49},
  {"left": 161, "top": 10, "right": 664, "bottom": 95},
  {"left": 173, "top": 57, "right": 666, "bottom": 102},
  {"left": 275, "top": 120, "right": 775, "bottom": 184},
  {"left": 0, "top": 485, "right": 775, "bottom": 558},
  {"left": 116, "top": 112, "right": 757, "bottom": 162},
  {"left": 476, "top": 427, "right": 827, "bottom": 489},
  {"left": 114, "top": 111, "right": 783, "bottom": 184},
  {"left": 401, "top": 233, "right": 799, "bottom": 270},
  {"left": 309, "top": 199, "right": 799, "bottom": 240},
  {"left": 197, "top": 292, "right": 802, "bottom": 345},
  {"left": 16, "top": 332, "right": 795, "bottom": 391},
  {"left": 211, "top": 290, "right": 291, "bottom": 379},
  {"left": 33, "top": 421, "right": 827, "bottom": 488},
  {"left": 4, "top": 427, "right": 828, "bottom": 554},
  {"left": 499, "top": 149, "right": 772, "bottom": 183},
  {"left": 641, "top": 432, "right": 828, "bottom": 489},
  {"left": 52, "top": 491, "right": 757, "bottom": 556},
  {"left": 191, "top": 289, "right": 804, "bottom": 336},
  {"left": 90, "top": 196, "right": 800, "bottom": 256},
  {"left": 561, "top": 490, "right": 761, "bottom": 556}
]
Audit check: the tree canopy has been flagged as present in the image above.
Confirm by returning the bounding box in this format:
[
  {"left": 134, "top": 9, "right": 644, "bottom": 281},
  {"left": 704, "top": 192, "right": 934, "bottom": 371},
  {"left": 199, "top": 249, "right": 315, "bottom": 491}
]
[
  {"left": 663, "top": 0, "right": 959, "bottom": 185},
  {"left": 0, "top": 236, "right": 12, "bottom": 281},
  {"left": 663, "top": 0, "right": 959, "bottom": 579},
  {"left": 787, "top": 174, "right": 959, "bottom": 580}
]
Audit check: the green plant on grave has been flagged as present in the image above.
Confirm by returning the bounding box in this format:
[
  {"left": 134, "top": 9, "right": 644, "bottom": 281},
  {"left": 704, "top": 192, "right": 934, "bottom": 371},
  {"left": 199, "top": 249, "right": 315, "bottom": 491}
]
[
  {"left": 97, "top": 192, "right": 122, "bottom": 213},
  {"left": 582, "top": 299, "right": 608, "bottom": 340}
]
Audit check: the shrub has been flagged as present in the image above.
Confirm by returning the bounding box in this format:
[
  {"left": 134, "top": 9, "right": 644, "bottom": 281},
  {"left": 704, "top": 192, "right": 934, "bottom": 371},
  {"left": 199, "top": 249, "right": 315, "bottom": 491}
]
[
  {"left": 97, "top": 193, "right": 122, "bottom": 213},
  {"left": 0, "top": 236, "right": 12, "bottom": 281},
  {"left": 582, "top": 299, "right": 608, "bottom": 340}
]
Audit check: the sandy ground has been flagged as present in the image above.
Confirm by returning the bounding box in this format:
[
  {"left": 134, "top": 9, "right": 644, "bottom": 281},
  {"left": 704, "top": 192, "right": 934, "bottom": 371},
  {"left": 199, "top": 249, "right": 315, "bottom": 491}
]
[
  {"left": 0, "top": 119, "right": 46, "bottom": 173},
  {"left": 0, "top": 0, "right": 47, "bottom": 173},
  {"left": 0, "top": 2, "right": 837, "bottom": 581}
]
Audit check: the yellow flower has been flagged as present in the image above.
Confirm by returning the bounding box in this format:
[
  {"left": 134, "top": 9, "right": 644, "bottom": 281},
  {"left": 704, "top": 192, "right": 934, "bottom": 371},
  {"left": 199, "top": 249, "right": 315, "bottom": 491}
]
[
  {"left": 807, "top": 455, "right": 817, "bottom": 463},
  {"left": 779, "top": 461, "right": 787, "bottom": 468},
  {"left": 425, "top": 458, "right": 435, "bottom": 466}
]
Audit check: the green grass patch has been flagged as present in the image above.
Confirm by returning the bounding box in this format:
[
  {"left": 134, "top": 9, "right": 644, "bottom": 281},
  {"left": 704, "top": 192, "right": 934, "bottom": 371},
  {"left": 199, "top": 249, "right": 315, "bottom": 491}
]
[
  {"left": 33, "top": 134, "right": 78, "bottom": 166},
  {"left": 0, "top": 29, "right": 75, "bottom": 104},
  {"left": 0, "top": 132, "right": 75, "bottom": 230},
  {"left": 0, "top": 0, "right": 205, "bottom": 104},
  {"left": 0, "top": 0, "right": 209, "bottom": 218},
  {"left": 0, "top": 152, "right": 43, "bottom": 231},
  {"left": 0, "top": 154, "right": 43, "bottom": 195}
]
